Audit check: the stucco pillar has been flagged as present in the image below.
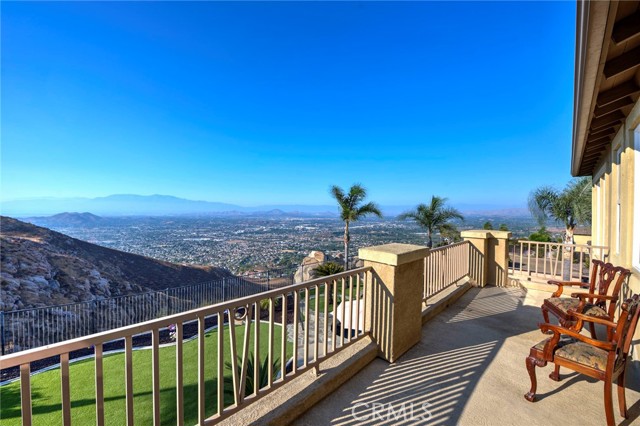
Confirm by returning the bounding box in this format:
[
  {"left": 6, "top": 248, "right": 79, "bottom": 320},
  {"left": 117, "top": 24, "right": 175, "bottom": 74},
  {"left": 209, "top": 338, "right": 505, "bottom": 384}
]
[
  {"left": 359, "top": 243, "right": 429, "bottom": 363},
  {"left": 461, "top": 230, "right": 512, "bottom": 287}
]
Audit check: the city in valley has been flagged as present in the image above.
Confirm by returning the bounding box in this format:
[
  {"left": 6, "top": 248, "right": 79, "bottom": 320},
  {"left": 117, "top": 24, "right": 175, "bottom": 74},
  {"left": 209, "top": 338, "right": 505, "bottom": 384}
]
[{"left": 25, "top": 214, "right": 542, "bottom": 274}]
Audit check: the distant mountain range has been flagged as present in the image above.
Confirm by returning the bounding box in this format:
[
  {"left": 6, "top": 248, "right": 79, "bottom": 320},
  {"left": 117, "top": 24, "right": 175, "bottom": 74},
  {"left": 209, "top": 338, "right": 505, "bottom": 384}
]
[
  {"left": 0, "top": 216, "right": 232, "bottom": 310},
  {"left": 1, "top": 194, "right": 530, "bottom": 218}
]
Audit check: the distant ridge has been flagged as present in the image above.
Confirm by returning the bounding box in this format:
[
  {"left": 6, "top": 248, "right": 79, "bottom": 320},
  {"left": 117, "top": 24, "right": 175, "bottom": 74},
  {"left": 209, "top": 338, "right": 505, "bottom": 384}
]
[
  {"left": 2, "top": 194, "right": 337, "bottom": 217},
  {"left": 0, "top": 216, "right": 232, "bottom": 310},
  {"left": 1, "top": 194, "right": 529, "bottom": 218}
]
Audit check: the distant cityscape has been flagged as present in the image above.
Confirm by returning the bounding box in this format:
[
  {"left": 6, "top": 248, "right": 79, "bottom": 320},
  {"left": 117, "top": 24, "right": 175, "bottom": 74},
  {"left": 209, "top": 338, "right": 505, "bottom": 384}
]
[{"left": 25, "top": 214, "right": 548, "bottom": 274}]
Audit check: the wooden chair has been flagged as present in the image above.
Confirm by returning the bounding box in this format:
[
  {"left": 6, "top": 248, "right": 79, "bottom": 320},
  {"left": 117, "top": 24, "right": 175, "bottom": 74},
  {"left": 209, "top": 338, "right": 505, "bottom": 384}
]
[
  {"left": 525, "top": 294, "right": 640, "bottom": 426},
  {"left": 541, "top": 259, "right": 630, "bottom": 339}
]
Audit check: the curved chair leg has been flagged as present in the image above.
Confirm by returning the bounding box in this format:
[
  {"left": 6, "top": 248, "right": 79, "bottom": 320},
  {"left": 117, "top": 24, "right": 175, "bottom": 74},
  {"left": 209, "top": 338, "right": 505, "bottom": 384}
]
[
  {"left": 618, "top": 370, "right": 628, "bottom": 418},
  {"left": 549, "top": 364, "right": 561, "bottom": 381},
  {"left": 525, "top": 356, "right": 543, "bottom": 402},
  {"left": 588, "top": 321, "right": 597, "bottom": 340},
  {"left": 604, "top": 378, "right": 615, "bottom": 426}
]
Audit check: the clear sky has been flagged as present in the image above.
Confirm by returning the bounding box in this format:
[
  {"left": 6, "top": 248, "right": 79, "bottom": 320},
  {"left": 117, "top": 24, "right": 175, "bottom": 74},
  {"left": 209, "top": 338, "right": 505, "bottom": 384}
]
[{"left": 2, "top": 1, "right": 576, "bottom": 208}]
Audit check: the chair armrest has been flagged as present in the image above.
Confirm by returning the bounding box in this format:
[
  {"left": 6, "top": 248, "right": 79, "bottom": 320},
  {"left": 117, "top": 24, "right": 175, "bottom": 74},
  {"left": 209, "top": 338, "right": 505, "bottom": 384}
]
[
  {"left": 538, "top": 323, "right": 614, "bottom": 351},
  {"left": 570, "top": 293, "right": 618, "bottom": 301},
  {"left": 568, "top": 310, "right": 617, "bottom": 329},
  {"left": 548, "top": 280, "right": 588, "bottom": 297}
]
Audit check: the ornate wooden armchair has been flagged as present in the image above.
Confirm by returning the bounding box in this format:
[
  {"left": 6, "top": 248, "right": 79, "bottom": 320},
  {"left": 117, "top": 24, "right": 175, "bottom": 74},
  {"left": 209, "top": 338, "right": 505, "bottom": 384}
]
[
  {"left": 541, "top": 259, "right": 630, "bottom": 339},
  {"left": 525, "top": 294, "right": 640, "bottom": 426}
]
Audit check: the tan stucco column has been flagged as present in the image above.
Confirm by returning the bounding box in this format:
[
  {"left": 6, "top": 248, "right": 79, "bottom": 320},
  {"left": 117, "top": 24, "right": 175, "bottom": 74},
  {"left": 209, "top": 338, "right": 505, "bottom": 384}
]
[
  {"left": 461, "top": 230, "right": 512, "bottom": 287},
  {"left": 359, "top": 243, "right": 429, "bottom": 363}
]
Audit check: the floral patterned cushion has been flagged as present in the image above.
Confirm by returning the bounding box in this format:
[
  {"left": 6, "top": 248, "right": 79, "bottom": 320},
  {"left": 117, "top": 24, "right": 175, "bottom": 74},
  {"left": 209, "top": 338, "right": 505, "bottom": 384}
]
[
  {"left": 533, "top": 337, "right": 609, "bottom": 371},
  {"left": 556, "top": 340, "right": 609, "bottom": 371},
  {"left": 546, "top": 297, "right": 608, "bottom": 318}
]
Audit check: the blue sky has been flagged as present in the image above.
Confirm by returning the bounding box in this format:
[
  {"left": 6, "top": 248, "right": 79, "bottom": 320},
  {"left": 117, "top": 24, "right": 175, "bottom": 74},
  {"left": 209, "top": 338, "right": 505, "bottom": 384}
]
[{"left": 2, "top": 1, "right": 576, "bottom": 208}]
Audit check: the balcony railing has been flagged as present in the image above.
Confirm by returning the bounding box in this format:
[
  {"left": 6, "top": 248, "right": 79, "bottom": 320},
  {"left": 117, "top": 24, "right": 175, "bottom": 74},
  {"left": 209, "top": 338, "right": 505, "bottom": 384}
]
[
  {"left": 508, "top": 240, "right": 609, "bottom": 283},
  {"left": 1, "top": 267, "right": 371, "bottom": 425},
  {"left": 423, "top": 241, "right": 471, "bottom": 300}
]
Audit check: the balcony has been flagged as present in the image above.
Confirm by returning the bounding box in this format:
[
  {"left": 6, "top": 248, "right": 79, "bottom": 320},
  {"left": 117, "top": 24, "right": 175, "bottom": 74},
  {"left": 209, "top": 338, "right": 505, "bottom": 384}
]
[
  {"left": 1, "top": 233, "right": 638, "bottom": 425},
  {"left": 295, "top": 286, "right": 640, "bottom": 425}
]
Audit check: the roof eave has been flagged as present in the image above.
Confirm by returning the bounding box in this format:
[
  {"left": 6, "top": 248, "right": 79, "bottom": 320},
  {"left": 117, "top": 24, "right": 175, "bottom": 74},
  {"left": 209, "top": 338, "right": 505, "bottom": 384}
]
[{"left": 571, "top": 1, "right": 615, "bottom": 176}]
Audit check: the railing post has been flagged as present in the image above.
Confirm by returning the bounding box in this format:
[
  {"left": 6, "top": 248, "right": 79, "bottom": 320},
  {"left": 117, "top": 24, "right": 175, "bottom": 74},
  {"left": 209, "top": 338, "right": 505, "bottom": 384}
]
[
  {"left": 359, "top": 243, "right": 429, "bottom": 363},
  {"left": 462, "top": 230, "right": 512, "bottom": 287}
]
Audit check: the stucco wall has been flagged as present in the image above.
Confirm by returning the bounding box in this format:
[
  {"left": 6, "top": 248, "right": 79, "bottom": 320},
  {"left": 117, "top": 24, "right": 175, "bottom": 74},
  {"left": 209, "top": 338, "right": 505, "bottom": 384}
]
[{"left": 592, "top": 98, "right": 639, "bottom": 293}]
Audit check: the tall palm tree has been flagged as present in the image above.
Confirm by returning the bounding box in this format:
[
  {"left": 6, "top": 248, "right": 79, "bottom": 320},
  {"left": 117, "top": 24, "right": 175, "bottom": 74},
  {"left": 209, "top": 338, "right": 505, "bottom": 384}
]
[
  {"left": 330, "top": 184, "right": 382, "bottom": 270},
  {"left": 528, "top": 177, "right": 592, "bottom": 280},
  {"left": 399, "top": 196, "right": 464, "bottom": 248}
]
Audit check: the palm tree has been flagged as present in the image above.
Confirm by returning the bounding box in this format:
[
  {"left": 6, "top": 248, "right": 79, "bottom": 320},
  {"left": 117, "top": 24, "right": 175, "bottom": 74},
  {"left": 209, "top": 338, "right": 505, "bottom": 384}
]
[
  {"left": 330, "top": 184, "right": 382, "bottom": 270},
  {"left": 312, "top": 261, "right": 345, "bottom": 306},
  {"left": 528, "top": 177, "right": 592, "bottom": 245},
  {"left": 399, "top": 196, "right": 464, "bottom": 248},
  {"left": 528, "top": 177, "right": 592, "bottom": 280},
  {"left": 312, "top": 261, "right": 344, "bottom": 278}
]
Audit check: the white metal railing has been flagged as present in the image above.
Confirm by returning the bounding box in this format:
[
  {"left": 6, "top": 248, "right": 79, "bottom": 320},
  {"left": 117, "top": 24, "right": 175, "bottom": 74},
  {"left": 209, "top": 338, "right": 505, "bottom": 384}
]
[
  {"left": 424, "top": 241, "right": 471, "bottom": 300},
  {"left": 508, "top": 240, "right": 609, "bottom": 282},
  {"left": 0, "top": 267, "right": 372, "bottom": 425}
]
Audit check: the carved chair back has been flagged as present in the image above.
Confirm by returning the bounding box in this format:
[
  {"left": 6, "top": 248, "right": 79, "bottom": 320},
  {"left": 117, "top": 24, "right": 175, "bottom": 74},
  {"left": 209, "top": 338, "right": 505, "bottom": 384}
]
[
  {"left": 614, "top": 295, "right": 640, "bottom": 366},
  {"left": 587, "top": 260, "right": 631, "bottom": 316}
]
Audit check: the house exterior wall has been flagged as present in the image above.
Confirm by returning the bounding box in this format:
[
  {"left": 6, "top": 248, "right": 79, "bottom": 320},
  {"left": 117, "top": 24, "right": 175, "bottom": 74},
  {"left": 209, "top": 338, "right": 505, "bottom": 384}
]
[{"left": 591, "top": 99, "right": 640, "bottom": 296}]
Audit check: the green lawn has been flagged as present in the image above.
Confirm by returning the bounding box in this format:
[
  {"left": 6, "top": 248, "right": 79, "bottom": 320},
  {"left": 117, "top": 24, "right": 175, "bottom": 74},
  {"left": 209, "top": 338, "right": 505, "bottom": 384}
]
[{"left": 0, "top": 323, "right": 292, "bottom": 426}]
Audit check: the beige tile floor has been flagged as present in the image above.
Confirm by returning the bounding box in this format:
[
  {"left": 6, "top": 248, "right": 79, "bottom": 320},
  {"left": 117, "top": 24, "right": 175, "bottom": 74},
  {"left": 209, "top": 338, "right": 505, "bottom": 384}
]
[{"left": 294, "top": 286, "right": 640, "bottom": 426}]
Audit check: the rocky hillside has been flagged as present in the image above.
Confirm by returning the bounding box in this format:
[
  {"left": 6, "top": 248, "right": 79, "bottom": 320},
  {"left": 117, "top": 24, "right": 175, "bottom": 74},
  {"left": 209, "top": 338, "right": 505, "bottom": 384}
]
[{"left": 0, "top": 216, "right": 232, "bottom": 310}]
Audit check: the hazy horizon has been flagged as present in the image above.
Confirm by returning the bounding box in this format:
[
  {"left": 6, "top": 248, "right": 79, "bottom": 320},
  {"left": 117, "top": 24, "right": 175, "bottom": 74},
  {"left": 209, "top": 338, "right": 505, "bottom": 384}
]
[{"left": 0, "top": 193, "right": 532, "bottom": 219}]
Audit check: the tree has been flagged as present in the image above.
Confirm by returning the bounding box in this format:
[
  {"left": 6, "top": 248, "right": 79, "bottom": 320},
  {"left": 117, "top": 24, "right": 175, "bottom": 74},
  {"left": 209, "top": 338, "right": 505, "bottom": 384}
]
[
  {"left": 312, "top": 261, "right": 345, "bottom": 305},
  {"left": 330, "top": 184, "right": 382, "bottom": 270},
  {"left": 528, "top": 177, "right": 592, "bottom": 279},
  {"left": 440, "top": 228, "right": 462, "bottom": 245},
  {"left": 528, "top": 177, "right": 592, "bottom": 245},
  {"left": 529, "top": 226, "right": 552, "bottom": 242},
  {"left": 499, "top": 223, "right": 509, "bottom": 231},
  {"left": 483, "top": 221, "right": 493, "bottom": 230},
  {"left": 399, "top": 196, "right": 464, "bottom": 248},
  {"left": 312, "top": 261, "right": 344, "bottom": 278}
]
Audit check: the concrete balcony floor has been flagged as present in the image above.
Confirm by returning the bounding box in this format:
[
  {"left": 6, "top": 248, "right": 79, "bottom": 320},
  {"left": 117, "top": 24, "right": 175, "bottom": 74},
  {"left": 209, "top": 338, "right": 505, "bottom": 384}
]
[{"left": 294, "top": 286, "right": 640, "bottom": 426}]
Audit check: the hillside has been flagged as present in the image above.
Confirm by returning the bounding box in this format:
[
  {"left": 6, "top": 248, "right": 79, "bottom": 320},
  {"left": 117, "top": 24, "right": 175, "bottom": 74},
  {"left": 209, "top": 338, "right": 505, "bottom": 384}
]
[
  {"left": 0, "top": 216, "right": 232, "bottom": 310},
  {"left": 26, "top": 211, "right": 104, "bottom": 227}
]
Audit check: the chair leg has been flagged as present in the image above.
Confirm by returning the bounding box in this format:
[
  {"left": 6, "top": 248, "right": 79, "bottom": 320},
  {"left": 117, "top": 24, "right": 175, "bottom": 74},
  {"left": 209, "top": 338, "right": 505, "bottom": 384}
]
[
  {"left": 525, "top": 356, "right": 541, "bottom": 402},
  {"left": 588, "top": 321, "right": 597, "bottom": 340},
  {"left": 549, "top": 364, "right": 561, "bottom": 381},
  {"left": 604, "top": 379, "right": 615, "bottom": 426},
  {"left": 617, "top": 370, "right": 628, "bottom": 419}
]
